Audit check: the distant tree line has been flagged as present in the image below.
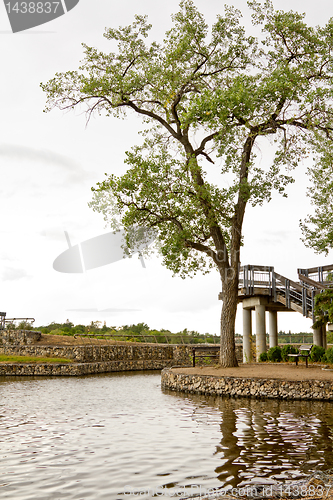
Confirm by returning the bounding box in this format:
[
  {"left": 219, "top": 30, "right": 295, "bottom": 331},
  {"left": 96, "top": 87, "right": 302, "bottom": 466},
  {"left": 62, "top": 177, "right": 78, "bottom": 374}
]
[
  {"left": 6, "top": 320, "right": 219, "bottom": 344},
  {"left": 5, "top": 321, "right": 332, "bottom": 345}
]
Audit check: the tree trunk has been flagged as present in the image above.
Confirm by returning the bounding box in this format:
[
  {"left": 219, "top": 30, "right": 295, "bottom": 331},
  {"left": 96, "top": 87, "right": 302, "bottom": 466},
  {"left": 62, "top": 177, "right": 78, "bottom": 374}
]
[{"left": 220, "top": 270, "right": 239, "bottom": 367}]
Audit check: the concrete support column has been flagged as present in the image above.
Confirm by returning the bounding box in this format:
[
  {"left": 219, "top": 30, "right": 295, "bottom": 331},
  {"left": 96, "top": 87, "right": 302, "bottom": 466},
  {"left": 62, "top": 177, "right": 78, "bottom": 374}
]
[
  {"left": 313, "top": 327, "right": 323, "bottom": 347},
  {"left": 255, "top": 304, "right": 266, "bottom": 361},
  {"left": 268, "top": 311, "right": 278, "bottom": 348},
  {"left": 322, "top": 325, "right": 327, "bottom": 350},
  {"left": 243, "top": 308, "right": 252, "bottom": 363}
]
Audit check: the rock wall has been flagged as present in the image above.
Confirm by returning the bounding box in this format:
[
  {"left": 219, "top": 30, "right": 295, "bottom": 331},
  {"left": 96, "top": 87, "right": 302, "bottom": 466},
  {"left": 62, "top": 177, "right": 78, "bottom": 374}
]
[
  {"left": 0, "top": 330, "right": 42, "bottom": 345},
  {"left": 161, "top": 368, "right": 333, "bottom": 401},
  {"left": 0, "top": 360, "right": 179, "bottom": 377},
  {"left": 0, "top": 342, "right": 192, "bottom": 364},
  {"left": 0, "top": 340, "right": 195, "bottom": 375},
  {"left": 0, "top": 336, "right": 242, "bottom": 366},
  {"left": 0, "top": 331, "right": 243, "bottom": 376}
]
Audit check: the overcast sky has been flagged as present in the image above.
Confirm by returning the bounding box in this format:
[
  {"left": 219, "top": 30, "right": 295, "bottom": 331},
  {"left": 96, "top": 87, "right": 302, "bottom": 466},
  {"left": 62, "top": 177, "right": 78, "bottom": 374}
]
[{"left": 1, "top": 0, "right": 332, "bottom": 335}]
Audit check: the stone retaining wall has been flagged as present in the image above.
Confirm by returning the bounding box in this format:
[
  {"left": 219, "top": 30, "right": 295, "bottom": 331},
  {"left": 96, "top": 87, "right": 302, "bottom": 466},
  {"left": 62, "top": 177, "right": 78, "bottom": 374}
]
[
  {"left": 0, "top": 343, "right": 191, "bottom": 363},
  {"left": 0, "top": 340, "right": 242, "bottom": 363},
  {"left": 0, "top": 360, "right": 179, "bottom": 377},
  {"left": 0, "top": 330, "right": 42, "bottom": 345},
  {"left": 0, "top": 331, "right": 243, "bottom": 361},
  {"left": 161, "top": 368, "right": 333, "bottom": 401},
  {"left": 0, "top": 343, "right": 193, "bottom": 376},
  {"left": 0, "top": 331, "right": 243, "bottom": 376}
]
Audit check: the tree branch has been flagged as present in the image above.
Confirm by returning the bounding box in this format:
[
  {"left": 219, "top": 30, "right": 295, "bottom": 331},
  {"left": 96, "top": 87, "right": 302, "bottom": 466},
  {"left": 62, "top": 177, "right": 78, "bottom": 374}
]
[
  {"left": 195, "top": 131, "right": 219, "bottom": 157},
  {"left": 184, "top": 239, "right": 219, "bottom": 266},
  {"left": 124, "top": 100, "right": 181, "bottom": 139},
  {"left": 122, "top": 56, "right": 139, "bottom": 78}
]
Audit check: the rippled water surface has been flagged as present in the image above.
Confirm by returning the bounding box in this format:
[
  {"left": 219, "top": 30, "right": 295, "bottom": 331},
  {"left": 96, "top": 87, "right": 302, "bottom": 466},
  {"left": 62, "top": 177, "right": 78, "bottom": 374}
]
[{"left": 1, "top": 371, "right": 333, "bottom": 499}]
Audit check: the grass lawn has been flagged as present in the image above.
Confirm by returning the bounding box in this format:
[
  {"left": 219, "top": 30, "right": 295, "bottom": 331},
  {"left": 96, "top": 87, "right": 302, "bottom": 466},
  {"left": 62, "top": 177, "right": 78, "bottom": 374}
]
[{"left": 0, "top": 354, "right": 73, "bottom": 364}]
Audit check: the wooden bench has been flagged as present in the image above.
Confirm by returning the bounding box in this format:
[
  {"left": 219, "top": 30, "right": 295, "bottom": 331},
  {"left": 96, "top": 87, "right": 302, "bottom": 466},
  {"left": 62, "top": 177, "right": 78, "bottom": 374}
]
[
  {"left": 192, "top": 345, "right": 220, "bottom": 367},
  {"left": 288, "top": 344, "right": 313, "bottom": 367}
]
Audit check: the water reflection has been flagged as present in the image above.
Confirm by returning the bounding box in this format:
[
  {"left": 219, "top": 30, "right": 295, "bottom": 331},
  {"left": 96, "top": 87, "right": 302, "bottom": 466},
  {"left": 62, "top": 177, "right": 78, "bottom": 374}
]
[
  {"left": 0, "top": 373, "right": 332, "bottom": 500},
  {"left": 168, "top": 392, "right": 333, "bottom": 488}
]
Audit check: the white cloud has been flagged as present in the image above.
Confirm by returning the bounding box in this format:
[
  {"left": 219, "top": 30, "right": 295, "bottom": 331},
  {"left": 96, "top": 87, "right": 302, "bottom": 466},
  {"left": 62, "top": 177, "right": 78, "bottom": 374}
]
[
  {"left": 0, "top": 143, "right": 93, "bottom": 184},
  {"left": 2, "top": 267, "right": 30, "bottom": 281},
  {"left": 67, "top": 308, "right": 141, "bottom": 313}
]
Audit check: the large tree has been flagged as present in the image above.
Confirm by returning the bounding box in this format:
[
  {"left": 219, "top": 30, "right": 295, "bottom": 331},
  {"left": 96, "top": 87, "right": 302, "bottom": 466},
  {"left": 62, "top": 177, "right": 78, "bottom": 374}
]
[{"left": 42, "top": 0, "right": 333, "bottom": 366}]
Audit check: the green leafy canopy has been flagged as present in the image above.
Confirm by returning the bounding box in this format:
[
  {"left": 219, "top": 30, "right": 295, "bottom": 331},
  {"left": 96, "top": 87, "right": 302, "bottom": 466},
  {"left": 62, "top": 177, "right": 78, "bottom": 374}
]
[
  {"left": 300, "top": 135, "right": 333, "bottom": 255},
  {"left": 313, "top": 288, "right": 333, "bottom": 328},
  {"left": 42, "top": 0, "right": 333, "bottom": 282}
]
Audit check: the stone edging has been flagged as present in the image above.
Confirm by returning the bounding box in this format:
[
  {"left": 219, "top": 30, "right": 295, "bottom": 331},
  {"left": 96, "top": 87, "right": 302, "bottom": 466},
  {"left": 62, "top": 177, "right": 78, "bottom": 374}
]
[
  {"left": 0, "top": 360, "right": 178, "bottom": 376},
  {"left": 161, "top": 368, "right": 333, "bottom": 400}
]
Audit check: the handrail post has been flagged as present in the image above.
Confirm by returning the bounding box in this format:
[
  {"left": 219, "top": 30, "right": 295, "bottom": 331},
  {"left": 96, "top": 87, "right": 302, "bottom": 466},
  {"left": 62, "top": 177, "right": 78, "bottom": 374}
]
[
  {"left": 272, "top": 272, "right": 277, "bottom": 302},
  {"left": 0, "top": 312, "right": 6, "bottom": 330},
  {"left": 285, "top": 279, "right": 290, "bottom": 308},
  {"left": 302, "top": 287, "right": 307, "bottom": 317},
  {"left": 312, "top": 290, "right": 316, "bottom": 323},
  {"left": 318, "top": 266, "right": 323, "bottom": 283},
  {"left": 244, "top": 265, "right": 248, "bottom": 295}
]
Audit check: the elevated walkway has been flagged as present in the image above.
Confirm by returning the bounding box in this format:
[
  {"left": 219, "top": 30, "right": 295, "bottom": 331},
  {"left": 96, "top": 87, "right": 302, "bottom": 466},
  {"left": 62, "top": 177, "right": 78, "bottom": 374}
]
[{"left": 237, "top": 264, "right": 333, "bottom": 362}]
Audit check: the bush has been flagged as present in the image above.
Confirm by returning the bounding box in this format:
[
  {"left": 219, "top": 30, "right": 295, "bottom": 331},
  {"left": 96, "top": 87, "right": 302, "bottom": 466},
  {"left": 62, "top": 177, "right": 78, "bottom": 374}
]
[
  {"left": 322, "top": 347, "right": 333, "bottom": 364},
  {"left": 18, "top": 321, "right": 33, "bottom": 330},
  {"left": 267, "top": 346, "right": 282, "bottom": 362},
  {"left": 281, "top": 345, "right": 298, "bottom": 361},
  {"left": 309, "top": 345, "right": 326, "bottom": 362},
  {"left": 259, "top": 352, "right": 268, "bottom": 362}
]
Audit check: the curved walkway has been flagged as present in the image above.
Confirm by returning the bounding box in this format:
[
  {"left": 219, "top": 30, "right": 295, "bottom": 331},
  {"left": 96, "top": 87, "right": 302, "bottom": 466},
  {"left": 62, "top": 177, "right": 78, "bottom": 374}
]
[{"left": 161, "top": 363, "right": 333, "bottom": 400}]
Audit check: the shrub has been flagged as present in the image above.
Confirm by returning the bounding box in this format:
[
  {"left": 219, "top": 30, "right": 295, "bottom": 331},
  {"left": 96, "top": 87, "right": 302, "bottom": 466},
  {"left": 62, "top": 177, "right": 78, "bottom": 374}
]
[
  {"left": 18, "top": 321, "right": 33, "bottom": 330},
  {"left": 309, "top": 345, "right": 325, "bottom": 362},
  {"left": 281, "top": 345, "right": 298, "bottom": 361},
  {"left": 322, "top": 347, "right": 333, "bottom": 364},
  {"left": 259, "top": 352, "right": 268, "bottom": 362},
  {"left": 267, "top": 346, "right": 282, "bottom": 362}
]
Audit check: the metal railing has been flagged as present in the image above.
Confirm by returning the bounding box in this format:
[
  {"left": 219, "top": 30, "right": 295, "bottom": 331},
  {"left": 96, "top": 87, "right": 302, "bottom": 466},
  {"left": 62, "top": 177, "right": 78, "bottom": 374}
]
[
  {"left": 4, "top": 317, "right": 35, "bottom": 328},
  {"left": 0, "top": 313, "right": 35, "bottom": 330},
  {"left": 239, "top": 265, "right": 275, "bottom": 296},
  {"left": 298, "top": 264, "right": 333, "bottom": 286}
]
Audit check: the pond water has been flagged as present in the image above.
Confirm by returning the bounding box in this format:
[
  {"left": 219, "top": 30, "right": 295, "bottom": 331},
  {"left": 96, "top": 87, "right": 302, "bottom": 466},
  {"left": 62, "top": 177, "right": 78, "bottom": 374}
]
[{"left": 0, "top": 371, "right": 333, "bottom": 500}]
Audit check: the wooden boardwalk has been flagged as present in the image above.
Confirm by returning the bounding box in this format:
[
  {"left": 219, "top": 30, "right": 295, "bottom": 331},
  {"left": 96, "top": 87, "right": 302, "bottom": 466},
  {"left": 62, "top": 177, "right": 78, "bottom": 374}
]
[
  {"left": 238, "top": 264, "right": 333, "bottom": 320},
  {"left": 219, "top": 264, "right": 333, "bottom": 363}
]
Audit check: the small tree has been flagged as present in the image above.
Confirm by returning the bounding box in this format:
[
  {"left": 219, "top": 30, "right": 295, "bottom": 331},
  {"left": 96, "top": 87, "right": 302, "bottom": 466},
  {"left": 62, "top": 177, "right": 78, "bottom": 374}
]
[
  {"left": 301, "top": 146, "right": 333, "bottom": 255},
  {"left": 42, "top": 1, "right": 333, "bottom": 366},
  {"left": 312, "top": 289, "right": 333, "bottom": 329}
]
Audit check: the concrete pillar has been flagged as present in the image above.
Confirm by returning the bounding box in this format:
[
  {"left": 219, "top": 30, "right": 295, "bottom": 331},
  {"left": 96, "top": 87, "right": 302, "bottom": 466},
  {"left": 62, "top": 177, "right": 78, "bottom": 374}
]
[
  {"left": 313, "top": 327, "right": 323, "bottom": 347},
  {"left": 255, "top": 304, "right": 266, "bottom": 361},
  {"left": 268, "top": 311, "right": 278, "bottom": 348},
  {"left": 243, "top": 308, "right": 252, "bottom": 363},
  {"left": 322, "top": 325, "right": 327, "bottom": 350}
]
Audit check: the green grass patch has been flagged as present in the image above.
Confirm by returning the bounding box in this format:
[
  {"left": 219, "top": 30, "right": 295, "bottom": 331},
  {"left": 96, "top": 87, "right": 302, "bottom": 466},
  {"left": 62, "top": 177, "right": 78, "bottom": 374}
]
[{"left": 0, "top": 355, "right": 72, "bottom": 364}]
